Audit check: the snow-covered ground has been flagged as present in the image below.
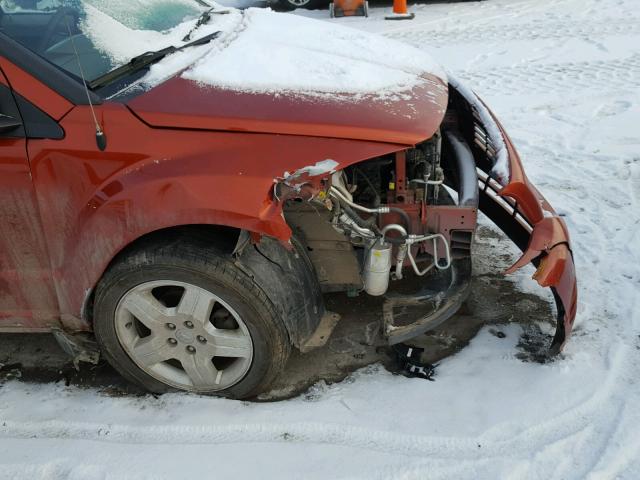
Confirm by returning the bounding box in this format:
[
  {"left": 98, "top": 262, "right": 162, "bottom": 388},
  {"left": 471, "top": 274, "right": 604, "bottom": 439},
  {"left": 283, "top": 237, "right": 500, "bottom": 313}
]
[{"left": 2, "top": 0, "right": 640, "bottom": 478}]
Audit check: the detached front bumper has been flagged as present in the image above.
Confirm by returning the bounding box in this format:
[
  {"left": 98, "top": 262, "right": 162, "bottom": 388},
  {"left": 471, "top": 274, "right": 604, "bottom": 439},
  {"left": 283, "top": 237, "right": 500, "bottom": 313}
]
[
  {"left": 477, "top": 126, "right": 578, "bottom": 354},
  {"left": 465, "top": 83, "right": 577, "bottom": 354},
  {"left": 385, "top": 84, "right": 577, "bottom": 355}
]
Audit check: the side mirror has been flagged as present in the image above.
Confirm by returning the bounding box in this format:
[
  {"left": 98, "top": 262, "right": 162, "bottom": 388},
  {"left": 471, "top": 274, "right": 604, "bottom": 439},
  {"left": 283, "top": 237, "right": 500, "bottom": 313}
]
[{"left": 0, "top": 113, "right": 22, "bottom": 134}]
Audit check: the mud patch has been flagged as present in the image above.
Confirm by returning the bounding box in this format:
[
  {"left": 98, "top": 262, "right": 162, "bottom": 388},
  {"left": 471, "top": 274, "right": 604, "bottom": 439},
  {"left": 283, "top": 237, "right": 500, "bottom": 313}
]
[{"left": 516, "top": 324, "right": 559, "bottom": 364}]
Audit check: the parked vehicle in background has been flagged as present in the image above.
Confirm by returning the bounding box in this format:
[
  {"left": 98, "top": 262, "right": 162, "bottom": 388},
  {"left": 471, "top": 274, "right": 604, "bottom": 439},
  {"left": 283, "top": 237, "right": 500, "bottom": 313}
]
[
  {"left": 275, "top": 0, "right": 329, "bottom": 11},
  {"left": 0, "top": 0, "right": 576, "bottom": 398}
]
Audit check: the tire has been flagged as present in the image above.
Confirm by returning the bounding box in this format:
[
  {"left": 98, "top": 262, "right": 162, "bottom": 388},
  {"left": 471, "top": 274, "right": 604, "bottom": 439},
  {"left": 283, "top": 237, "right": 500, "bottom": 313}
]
[
  {"left": 93, "top": 233, "right": 291, "bottom": 399},
  {"left": 275, "top": 0, "right": 329, "bottom": 11}
]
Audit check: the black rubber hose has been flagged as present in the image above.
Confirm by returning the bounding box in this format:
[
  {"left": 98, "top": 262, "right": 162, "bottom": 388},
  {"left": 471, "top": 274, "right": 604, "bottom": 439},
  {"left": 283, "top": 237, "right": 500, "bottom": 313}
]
[
  {"left": 340, "top": 202, "right": 380, "bottom": 234},
  {"left": 443, "top": 130, "right": 479, "bottom": 208},
  {"left": 387, "top": 207, "right": 412, "bottom": 235},
  {"left": 385, "top": 235, "right": 408, "bottom": 245}
]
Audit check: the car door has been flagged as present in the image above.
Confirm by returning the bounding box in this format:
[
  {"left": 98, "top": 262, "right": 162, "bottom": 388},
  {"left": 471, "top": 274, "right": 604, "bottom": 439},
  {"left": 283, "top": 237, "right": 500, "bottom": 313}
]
[{"left": 0, "top": 68, "right": 59, "bottom": 331}]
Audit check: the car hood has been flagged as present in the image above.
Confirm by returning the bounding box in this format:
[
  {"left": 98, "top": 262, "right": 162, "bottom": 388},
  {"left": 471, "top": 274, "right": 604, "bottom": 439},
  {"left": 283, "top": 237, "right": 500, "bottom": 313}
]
[{"left": 125, "top": 8, "right": 448, "bottom": 145}]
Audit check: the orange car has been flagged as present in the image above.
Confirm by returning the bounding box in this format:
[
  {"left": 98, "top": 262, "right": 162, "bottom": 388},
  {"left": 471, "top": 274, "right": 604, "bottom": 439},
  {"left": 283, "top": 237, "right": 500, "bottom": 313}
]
[{"left": 0, "top": 1, "right": 575, "bottom": 398}]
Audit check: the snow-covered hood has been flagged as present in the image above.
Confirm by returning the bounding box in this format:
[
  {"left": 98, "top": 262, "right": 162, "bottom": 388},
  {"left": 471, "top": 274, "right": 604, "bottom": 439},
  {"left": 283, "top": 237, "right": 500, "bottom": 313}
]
[{"left": 121, "top": 8, "right": 448, "bottom": 145}]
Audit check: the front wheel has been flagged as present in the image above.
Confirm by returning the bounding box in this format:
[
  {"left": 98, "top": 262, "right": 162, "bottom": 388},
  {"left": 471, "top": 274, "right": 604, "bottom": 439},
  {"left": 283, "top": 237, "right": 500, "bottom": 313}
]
[{"left": 93, "top": 235, "right": 290, "bottom": 399}]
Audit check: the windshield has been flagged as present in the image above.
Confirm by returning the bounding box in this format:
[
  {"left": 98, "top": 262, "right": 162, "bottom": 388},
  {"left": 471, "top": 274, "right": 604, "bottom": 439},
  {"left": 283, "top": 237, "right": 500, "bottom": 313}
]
[{"left": 0, "top": 0, "right": 207, "bottom": 82}]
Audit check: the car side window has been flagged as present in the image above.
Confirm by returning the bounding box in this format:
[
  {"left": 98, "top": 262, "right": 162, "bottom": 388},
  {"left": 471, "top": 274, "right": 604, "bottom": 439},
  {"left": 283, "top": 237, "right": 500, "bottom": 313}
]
[
  {"left": 0, "top": 80, "right": 63, "bottom": 139},
  {"left": 0, "top": 83, "right": 25, "bottom": 138},
  {"left": 13, "top": 91, "right": 64, "bottom": 139}
]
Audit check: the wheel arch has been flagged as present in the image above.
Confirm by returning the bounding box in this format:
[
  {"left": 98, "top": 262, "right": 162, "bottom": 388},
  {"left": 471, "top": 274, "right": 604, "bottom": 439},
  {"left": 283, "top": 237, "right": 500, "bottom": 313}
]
[
  {"left": 81, "top": 223, "right": 326, "bottom": 351},
  {"left": 81, "top": 224, "right": 242, "bottom": 328}
]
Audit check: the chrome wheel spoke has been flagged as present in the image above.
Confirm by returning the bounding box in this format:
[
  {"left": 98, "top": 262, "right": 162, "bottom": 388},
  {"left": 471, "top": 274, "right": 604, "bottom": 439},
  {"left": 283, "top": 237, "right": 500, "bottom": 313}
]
[
  {"left": 210, "top": 330, "right": 252, "bottom": 358},
  {"left": 121, "top": 290, "right": 172, "bottom": 329},
  {"left": 132, "top": 335, "right": 174, "bottom": 367},
  {"left": 177, "top": 286, "right": 215, "bottom": 325},
  {"left": 180, "top": 353, "right": 220, "bottom": 388}
]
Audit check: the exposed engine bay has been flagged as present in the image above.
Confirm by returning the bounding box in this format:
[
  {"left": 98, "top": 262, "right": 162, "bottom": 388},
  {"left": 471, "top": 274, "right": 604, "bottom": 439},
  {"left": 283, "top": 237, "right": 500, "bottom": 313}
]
[
  {"left": 263, "top": 85, "right": 576, "bottom": 356},
  {"left": 283, "top": 128, "right": 479, "bottom": 344}
]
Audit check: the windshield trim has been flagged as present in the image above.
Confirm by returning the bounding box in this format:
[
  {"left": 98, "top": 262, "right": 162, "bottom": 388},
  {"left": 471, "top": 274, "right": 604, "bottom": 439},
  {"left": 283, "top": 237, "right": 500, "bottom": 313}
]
[{"left": 0, "top": 32, "right": 102, "bottom": 106}]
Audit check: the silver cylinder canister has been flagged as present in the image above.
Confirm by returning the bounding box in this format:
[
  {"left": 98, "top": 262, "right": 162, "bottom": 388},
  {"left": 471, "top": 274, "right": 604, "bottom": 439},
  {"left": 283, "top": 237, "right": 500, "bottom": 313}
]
[{"left": 364, "top": 242, "right": 392, "bottom": 296}]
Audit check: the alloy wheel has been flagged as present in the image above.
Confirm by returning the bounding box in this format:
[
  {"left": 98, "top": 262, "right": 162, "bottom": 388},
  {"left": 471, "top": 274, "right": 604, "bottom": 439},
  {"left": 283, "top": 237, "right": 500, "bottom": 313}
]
[{"left": 114, "top": 280, "right": 253, "bottom": 392}]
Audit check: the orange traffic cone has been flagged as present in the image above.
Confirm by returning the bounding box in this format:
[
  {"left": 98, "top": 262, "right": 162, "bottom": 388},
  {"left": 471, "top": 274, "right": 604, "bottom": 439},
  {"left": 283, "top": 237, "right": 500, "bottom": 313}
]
[
  {"left": 330, "top": 0, "right": 369, "bottom": 17},
  {"left": 385, "top": 0, "right": 415, "bottom": 20}
]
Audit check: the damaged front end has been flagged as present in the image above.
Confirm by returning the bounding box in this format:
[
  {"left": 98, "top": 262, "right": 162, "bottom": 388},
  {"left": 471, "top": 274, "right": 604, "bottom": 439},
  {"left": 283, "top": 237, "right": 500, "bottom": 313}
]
[
  {"left": 265, "top": 81, "right": 577, "bottom": 356},
  {"left": 446, "top": 78, "right": 577, "bottom": 354},
  {"left": 274, "top": 131, "right": 479, "bottom": 347}
]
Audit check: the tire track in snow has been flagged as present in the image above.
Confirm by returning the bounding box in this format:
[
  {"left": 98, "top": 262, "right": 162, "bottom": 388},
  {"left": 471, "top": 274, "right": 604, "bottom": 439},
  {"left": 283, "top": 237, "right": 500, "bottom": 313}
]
[
  {"left": 584, "top": 300, "right": 640, "bottom": 478},
  {"left": 381, "top": 0, "right": 560, "bottom": 38},
  {"left": 453, "top": 54, "right": 640, "bottom": 96},
  {"left": 517, "top": 108, "right": 640, "bottom": 471},
  {"left": 476, "top": 99, "right": 640, "bottom": 476},
  {"left": 387, "top": 17, "right": 640, "bottom": 47},
  {"left": 0, "top": 346, "right": 630, "bottom": 472},
  {"left": 630, "top": 162, "right": 640, "bottom": 215}
]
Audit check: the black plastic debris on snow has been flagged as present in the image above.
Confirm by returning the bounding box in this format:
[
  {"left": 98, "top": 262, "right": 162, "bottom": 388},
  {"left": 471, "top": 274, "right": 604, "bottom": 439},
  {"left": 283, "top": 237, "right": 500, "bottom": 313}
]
[{"left": 393, "top": 344, "right": 438, "bottom": 381}]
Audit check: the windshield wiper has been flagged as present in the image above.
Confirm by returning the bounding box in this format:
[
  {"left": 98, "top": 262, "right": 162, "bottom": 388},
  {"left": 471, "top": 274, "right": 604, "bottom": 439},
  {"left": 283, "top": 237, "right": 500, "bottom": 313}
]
[
  {"left": 183, "top": 8, "right": 213, "bottom": 42},
  {"left": 88, "top": 31, "right": 220, "bottom": 90},
  {"left": 183, "top": 7, "right": 230, "bottom": 42}
]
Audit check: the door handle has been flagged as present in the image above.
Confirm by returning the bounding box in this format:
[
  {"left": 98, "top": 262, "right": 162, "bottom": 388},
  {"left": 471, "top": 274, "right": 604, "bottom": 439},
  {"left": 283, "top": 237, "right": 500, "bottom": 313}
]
[{"left": 0, "top": 114, "right": 22, "bottom": 133}]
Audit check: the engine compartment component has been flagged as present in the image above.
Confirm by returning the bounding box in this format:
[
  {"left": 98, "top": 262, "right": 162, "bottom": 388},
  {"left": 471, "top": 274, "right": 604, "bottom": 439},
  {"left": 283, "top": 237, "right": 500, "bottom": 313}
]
[
  {"left": 283, "top": 128, "right": 479, "bottom": 343},
  {"left": 283, "top": 202, "right": 363, "bottom": 293},
  {"left": 325, "top": 130, "right": 476, "bottom": 295},
  {"left": 363, "top": 241, "right": 392, "bottom": 296}
]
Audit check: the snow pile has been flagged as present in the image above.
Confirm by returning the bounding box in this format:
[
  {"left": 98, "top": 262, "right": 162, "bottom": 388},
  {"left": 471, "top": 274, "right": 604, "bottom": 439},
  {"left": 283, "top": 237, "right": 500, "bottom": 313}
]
[{"left": 182, "top": 7, "right": 446, "bottom": 95}]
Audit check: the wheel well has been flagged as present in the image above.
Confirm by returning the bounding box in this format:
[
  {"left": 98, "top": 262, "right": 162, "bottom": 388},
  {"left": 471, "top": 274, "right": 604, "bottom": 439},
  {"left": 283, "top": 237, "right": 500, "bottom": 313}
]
[{"left": 82, "top": 224, "right": 241, "bottom": 325}]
